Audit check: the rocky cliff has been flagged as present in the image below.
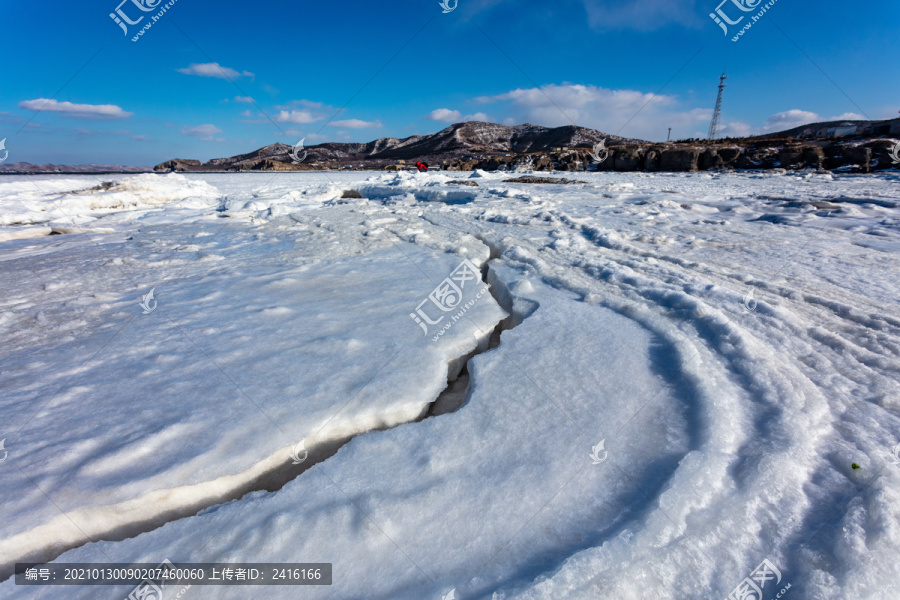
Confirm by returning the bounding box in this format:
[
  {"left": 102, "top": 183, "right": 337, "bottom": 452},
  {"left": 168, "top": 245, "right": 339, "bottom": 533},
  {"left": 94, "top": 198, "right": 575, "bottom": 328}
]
[
  {"left": 152, "top": 121, "right": 898, "bottom": 175},
  {"left": 153, "top": 122, "right": 644, "bottom": 172},
  {"left": 442, "top": 138, "right": 897, "bottom": 173}
]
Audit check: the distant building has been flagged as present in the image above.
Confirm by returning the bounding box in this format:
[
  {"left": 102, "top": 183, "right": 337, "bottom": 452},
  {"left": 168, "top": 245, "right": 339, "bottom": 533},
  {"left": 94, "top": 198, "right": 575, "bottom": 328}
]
[
  {"left": 831, "top": 125, "right": 858, "bottom": 137},
  {"left": 812, "top": 125, "right": 857, "bottom": 138},
  {"left": 870, "top": 118, "right": 900, "bottom": 136},
  {"left": 805, "top": 118, "right": 900, "bottom": 139}
]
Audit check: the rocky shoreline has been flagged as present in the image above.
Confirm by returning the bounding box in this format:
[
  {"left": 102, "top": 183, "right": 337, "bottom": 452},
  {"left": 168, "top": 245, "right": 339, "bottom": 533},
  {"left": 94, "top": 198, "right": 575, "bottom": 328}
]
[
  {"left": 147, "top": 122, "right": 899, "bottom": 175},
  {"left": 442, "top": 138, "right": 898, "bottom": 173},
  {"left": 150, "top": 138, "right": 898, "bottom": 175},
  {"left": 4, "top": 122, "right": 896, "bottom": 176}
]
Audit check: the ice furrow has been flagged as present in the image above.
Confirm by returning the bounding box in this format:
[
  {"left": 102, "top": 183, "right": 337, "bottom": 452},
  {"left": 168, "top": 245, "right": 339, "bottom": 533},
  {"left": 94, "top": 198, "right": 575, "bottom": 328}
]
[
  {"left": 0, "top": 403, "right": 426, "bottom": 582},
  {"left": 0, "top": 245, "right": 523, "bottom": 584}
]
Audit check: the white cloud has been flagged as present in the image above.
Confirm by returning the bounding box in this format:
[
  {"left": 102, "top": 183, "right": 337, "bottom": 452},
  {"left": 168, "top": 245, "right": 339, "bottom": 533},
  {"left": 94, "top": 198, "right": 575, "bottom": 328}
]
[
  {"left": 328, "top": 119, "right": 383, "bottom": 129},
  {"left": 177, "top": 63, "right": 253, "bottom": 79},
  {"left": 720, "top": 121, "right": 753, "bottom": 138},
  {"left": 424, "top": 108, "right": 494, "bottom": 123},
  {"left": 420, "top": 87, "right": 872, "bottom": 141},
  {"left": 276, "top": 110, "right": 319, "bottom": 124},
  {"left": 425, "top": 108, "right": 462, "bottom": 122},
  {"left": 829, "top": 112, "right": 865, "bottom": 121},
  {"left": 18, "top": 99, "right": 132, "bottom": 120},
  {"left": 473, "top": 83, "right": 705, "bottom": 141},
  {"left": 762, "top": 110, "right": 820, "bottom": 132},
  {"left": 234, "top": 96, "right": 254, "bottom": 103},
  {"left": 275, "top": 101, "right": 382, "bottom": 129},
  {"left": 181, "top": 124, "right": 223, "bottom": 141}
]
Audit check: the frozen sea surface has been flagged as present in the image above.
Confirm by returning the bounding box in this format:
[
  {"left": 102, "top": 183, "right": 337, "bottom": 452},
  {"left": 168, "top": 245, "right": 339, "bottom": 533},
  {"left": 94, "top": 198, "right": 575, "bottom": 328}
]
[{"left": 0, "top": 169, "right": 898, "bottom": 599}]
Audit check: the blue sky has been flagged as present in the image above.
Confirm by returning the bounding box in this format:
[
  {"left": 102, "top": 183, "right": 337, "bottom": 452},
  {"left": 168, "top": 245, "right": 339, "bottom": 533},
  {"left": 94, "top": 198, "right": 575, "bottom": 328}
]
[{"left": 1, "top": 0, "right": 897, "bottom": 166}]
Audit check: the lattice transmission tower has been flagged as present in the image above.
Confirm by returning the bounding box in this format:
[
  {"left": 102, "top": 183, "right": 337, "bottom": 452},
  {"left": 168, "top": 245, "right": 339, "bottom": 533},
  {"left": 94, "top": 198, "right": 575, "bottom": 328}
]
[{"left": 707, "top": 72, "right": 727, "bottom": 140}]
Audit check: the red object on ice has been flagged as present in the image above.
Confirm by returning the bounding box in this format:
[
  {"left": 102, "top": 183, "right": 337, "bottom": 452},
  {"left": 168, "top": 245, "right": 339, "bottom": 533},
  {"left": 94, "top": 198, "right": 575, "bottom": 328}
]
[{"left": 416, "top": 161, "right": 428, "bottom": 171}]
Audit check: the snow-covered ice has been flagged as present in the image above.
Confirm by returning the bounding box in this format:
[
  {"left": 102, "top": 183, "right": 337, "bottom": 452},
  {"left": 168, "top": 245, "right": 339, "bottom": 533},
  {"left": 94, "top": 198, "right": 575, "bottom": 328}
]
[{"left": 0, "top": 168, "right": 898, "bottom": 599}]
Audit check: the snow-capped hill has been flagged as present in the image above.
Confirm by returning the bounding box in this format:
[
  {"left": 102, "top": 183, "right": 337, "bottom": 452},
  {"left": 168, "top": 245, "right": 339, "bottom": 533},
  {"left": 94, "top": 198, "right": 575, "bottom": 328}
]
[{"left": 153, "top": 122, "right": 644, "bottom": 172}]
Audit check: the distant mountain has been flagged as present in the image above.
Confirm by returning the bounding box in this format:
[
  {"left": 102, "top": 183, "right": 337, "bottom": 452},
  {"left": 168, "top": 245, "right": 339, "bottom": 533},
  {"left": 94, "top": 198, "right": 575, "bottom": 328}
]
[
  {"left": 0, "top": 162, "right": 150, "bottom": 174},
  {"left": 154, "top": 122, "right": 647, "bottom": 172},
  {"left": 749, "top": 117, "right": 900, "bottom": 140}
]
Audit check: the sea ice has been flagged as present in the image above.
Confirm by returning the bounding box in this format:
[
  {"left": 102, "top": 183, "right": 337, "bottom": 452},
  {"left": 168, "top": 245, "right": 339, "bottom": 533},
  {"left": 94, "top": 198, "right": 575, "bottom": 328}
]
[{"left": 0, "top": 168, "right": 898, "bottom": 599}]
